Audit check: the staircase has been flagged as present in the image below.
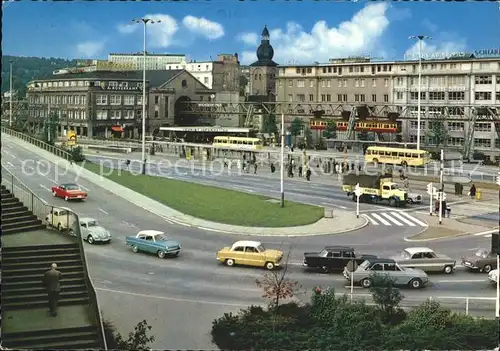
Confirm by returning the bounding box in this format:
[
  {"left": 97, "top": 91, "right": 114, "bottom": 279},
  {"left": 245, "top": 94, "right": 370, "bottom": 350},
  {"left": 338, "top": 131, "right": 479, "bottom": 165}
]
[
  {"left": 1, "top": 185, "right": 45, "bottom": 234},
  {"left": 1, "top": 244, "right": 101, "bottom": 349}
]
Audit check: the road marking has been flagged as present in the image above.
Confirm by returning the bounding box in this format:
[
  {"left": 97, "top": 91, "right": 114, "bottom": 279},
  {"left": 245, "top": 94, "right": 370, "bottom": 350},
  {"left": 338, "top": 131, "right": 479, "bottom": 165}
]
[
  {"left": 40, "top": 184, "right": 51, "bottom": 192},
  {"left": 321, "top": 202, "right": 348, "bottom": 209},
  {"left": 362, "top": 214, "right": 379, "bottom": 225},
  {"left": 390, "top": 212, "right": 416, "bottom": 226},
  {"left": 122, "top": 221, "right": 138, "bottom": 228},
  {"left": 435, "top": 279, "right": 487, "bottom": 283},
  {"left": 231, "top": 186, "right": 255, "bottom": 193},
  {"left": 398, "top": 211, "right": 428, "bottom": 227},
  {"left": 372, "top": 213, "right": 391, "bottom": 225},
  {"left": 474, "top": 229, "right": 499, "bottom": 236},
  {"left": 99, "top": 208, "right": 109, "bottom": 215},
  {"left": 95, "top": 287, "right": 249, "bottom": 307},
  {"left": 7, "top": 144, "right": 13, "bottom": 149},
  {"left": 381, "top": 212, "right": 403, "bottom": 226},
  {"left": 49, "top": 179, "right": 58, "bottom": 184},
  {"left": 3, "top": 150, "right": 11, "bottom": 156},
  {"left": 7, "top": 161, "right": 14, "bottom": 167}
]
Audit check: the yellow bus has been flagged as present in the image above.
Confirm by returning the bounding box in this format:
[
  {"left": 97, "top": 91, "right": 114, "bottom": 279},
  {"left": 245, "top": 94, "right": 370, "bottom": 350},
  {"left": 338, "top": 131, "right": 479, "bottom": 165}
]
[
  {"left": 213, "top": 136, "right": 263, "bottom": 150},
  {"left": 365, "top": 146, "right": 430, "bottom": 167}
]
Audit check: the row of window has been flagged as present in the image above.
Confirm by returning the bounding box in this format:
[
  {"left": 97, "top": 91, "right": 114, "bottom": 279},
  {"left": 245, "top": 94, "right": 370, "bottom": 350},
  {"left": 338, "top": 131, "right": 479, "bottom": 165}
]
[
  {"left": 407, "top": 135, "right": 494, "bottom": 148},
  {"left": 475, "top": 92, "right": 500, "bottom": 101},
  {"left": 96, "top": 95, "right": 143, "bottom": 105},
  {"left": 288, "top": 93, "right": 390, "bottom": 103},
  {"left": 95, "top": 110, "right": 135, "bottom": 120},
  {"left": 29, "top": 95, "right": 88, "bottom": 105},
  {"left": 283, "top": 78, "right": 391, "bottom": 89},
  {"left": 29, "top": 109, "right": 87, "bottom": 120},
  {"left": 409, "top": 121, "right": 493, "bottom": 132},
  {"left": 395, "top": 76, "right": 468, "bottom": 86},
  {"left": 36, "top": 80, "right": 141, "bottom": 89}
]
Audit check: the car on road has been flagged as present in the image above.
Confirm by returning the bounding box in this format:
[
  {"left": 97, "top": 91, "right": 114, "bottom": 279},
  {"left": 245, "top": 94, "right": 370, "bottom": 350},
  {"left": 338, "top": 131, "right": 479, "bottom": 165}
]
[
  {"left": 216, "top": 240, "right": 283, "bottom": 270},
  {"left": 303, "top": 246, "right": 377, "bottom": 273},
  {"left": 79, "top": 217, "right": 111, "bottom": 244},
  {"left": 488, "top": 269, "right": 498, "bottom": 284},
  {"left": 406, "top": 192, "right": 423, "bottom": 204},
  {"left": 125, "top": 230, "right": 181, "bottom": 259},
  {"left": 45, "top": 207, "right": 78, "bottom": 231},
  {"left": 343, "top": 258, "right": 429, "bottom": 289},
  {"left": 392, "top": 247, "right": 456, "bottom": 274},
  {"left": 461, "top": 249, "right": 498, "bottom": 273},
  {"left": 51, "top": 183, "right": 87, "bottom": 201}
]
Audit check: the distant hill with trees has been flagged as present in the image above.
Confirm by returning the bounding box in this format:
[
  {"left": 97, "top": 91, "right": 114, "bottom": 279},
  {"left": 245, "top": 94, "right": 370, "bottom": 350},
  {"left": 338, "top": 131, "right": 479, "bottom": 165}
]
[{"left": 1, "top": 55, "right": 77, "bottom": 97}]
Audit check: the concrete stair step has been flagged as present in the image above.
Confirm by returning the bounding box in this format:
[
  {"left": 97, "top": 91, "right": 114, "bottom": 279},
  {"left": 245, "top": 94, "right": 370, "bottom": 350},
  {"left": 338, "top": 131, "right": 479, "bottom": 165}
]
[
  {"left": 2, "top": 259, "right": 82, "bottom": 270},
  {"left": 3, "top": 291, "right": 89, "bottom": 305},
  {"left": 3, "top": 284, "right": 87, "bottom": 297},
  {"left": 1, "top": 197, "right": 21, "bottom": 205},
  {"left": 2, "top": 297, "right": 90, "bottom": 311},
  {"left": 3, "top": 253, "right": 81, "bottom": 264},
  {"left": 1, "top": 218, "right": 43, "bottom": 230},
  {"left": 1, "top": 205, "right": 28, "bottom": 214},
  {"left": 3, "top": 264, "right": 84, "bottom": 276},
  {"left": 2, "top": 213, "right": 38, "bottom": 225},
  {"left": 1, "top": 223, "right": 47, "bottom": 235},
  {"left": 3, "top": 243, "right": 79, "bottom": 253},
  {"left": 3, "top": 331, "right": 99, "bottom": 349},
  {"left": 3, "top": 277, "right": 85, "bottom": 290},
  {"left": 3, "top": 271, "right": 85, "bottom": 283},
  {"left": 2, "top": 209, "right": 33, "bottom": 219}
]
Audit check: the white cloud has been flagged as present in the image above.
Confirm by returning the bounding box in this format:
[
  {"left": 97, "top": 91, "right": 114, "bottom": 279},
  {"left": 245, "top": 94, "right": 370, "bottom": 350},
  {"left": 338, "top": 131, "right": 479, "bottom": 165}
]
[
  {"left": 404, "top": 38, "right": 467, "bottom": 60},
  {"left": 239, "top": 3, "right": 391, "bottom": 65},
  {"left": 75, "top": 40, "right": 105, "bottom": 58},
  {"left": 116, "top": 14, "right": 179, "bottom": 48},
  {"left": 182, "top": 15, "right": 224, "bottom": 40},
  {"left": 237, "top": 32, "right": 258, "bottom": 46},
  {"left": 117, "top": 23, "right": 137, "bottom": 34}
]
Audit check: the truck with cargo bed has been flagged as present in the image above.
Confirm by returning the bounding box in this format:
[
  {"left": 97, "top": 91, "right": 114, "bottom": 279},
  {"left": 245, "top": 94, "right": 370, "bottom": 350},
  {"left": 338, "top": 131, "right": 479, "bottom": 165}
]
[{"left": 342, "top": 173, "right": 411, "bottom": 207}]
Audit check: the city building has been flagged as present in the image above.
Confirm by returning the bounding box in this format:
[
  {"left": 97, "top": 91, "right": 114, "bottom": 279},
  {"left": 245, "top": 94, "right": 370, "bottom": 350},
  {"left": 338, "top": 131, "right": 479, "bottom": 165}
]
[
  {"left": 26, "top": 70, "right": 214, "bottom": 138},
  {"left": 248, "top": 26, "right": 278, "bottom": 98},
  {"left": 275, "top": 56, "right": 500, "bottom": 160},
  {"left": 108, "top": 52, "right": 187, "bottom": 70}
]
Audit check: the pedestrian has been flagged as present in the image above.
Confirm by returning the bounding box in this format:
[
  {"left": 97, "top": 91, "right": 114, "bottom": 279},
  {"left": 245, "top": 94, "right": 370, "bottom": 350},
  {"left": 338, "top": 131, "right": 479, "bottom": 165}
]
[
  {"left": 254, "top": 162, "right": 258, "bottom": 174},
  {"left": 298, "top": 165, "right": 303, "bottom": 177},
  {"left": 358, "top": 163, "right": 362, "bottom": 172},
  {"left": 403, "top": 177, "right": 409, "bottom": 189},
  {"left": 454, "top": 182, "right": 459, "bottom": 196},
  {"left": 469, "top": 184, "right": 476, "bottom": 199},
  {"left": 43, "top": 263, "right": 62, "bottom": 316},
  {"left": 306, "top": 168, "right": 312, "bottom": 181},
  {"left": 270, "top": 163, "right": 275, "bottom": 173}
]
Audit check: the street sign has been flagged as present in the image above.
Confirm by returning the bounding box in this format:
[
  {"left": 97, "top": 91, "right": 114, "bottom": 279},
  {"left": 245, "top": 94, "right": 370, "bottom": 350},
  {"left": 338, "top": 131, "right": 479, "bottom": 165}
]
[
  {"left": 434, "top": 192, "right": 446, "bottom": 201},
  {"left": 426, "top": 183, "right": 433, "bottom": 195},
  {"left": 354, "top": 183, "right": 361, "bottom": 197}
]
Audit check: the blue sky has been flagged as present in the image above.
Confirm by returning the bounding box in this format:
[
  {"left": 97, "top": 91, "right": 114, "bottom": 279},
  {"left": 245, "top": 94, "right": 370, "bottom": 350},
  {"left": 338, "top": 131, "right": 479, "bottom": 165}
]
[{"left": 2, "top": 1, "right": 499, "bottom": 65}]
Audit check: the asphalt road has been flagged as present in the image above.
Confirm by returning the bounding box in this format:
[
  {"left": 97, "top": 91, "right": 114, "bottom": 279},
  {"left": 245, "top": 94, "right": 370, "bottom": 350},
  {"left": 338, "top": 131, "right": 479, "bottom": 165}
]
[{"left": 1, "top": 138, "right": 496, "bottom": 349}]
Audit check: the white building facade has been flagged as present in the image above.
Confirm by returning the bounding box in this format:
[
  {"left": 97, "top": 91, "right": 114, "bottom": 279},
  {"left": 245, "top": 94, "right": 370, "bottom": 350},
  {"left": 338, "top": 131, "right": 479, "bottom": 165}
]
[
  {"left": 167, "top": 61, "right": 214, "bottom": 89},
  {"left": 108, "top": 53, "right": 187, "bottom": 70}
]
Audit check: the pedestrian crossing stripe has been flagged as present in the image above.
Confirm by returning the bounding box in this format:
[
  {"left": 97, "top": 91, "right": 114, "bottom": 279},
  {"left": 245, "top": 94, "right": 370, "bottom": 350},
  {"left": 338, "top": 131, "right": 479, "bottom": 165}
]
[{"left": 363, "top": 212, "right": 428, "bottom": 227}]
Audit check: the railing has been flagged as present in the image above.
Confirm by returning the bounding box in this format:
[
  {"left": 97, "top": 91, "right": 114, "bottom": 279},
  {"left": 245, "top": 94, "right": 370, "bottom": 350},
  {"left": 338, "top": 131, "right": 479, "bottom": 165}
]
[
  {"left": 77, "top": 138, "right": 142, "bottom": 148},
  {"left": 1, "top": 127, "right": 72, "bottom": 161},
  {"left": 0, "top": 166, "right": 107, "bottom": 350}
]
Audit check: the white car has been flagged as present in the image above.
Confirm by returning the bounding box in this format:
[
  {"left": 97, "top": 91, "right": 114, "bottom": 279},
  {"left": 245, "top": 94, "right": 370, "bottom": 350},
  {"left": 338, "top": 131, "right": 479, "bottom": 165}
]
[
  {"left": 46, "top": 207, "right": 78, "bottom": 231},
  {"left": 407, "top": 192, "right": 423, "bottom": 204},
  {"left": 488, "top": 269, "right": 498, "bottom": 284},
  {"left": 79, "top": 217, "right": 112, "bottom": 244}
]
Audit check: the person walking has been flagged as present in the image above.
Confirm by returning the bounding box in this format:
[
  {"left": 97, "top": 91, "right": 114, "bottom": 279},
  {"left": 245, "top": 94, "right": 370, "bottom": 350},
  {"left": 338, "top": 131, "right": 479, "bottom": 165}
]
[
  {"left": 43, "top": 263, "right": 62, "bottom": 316},
  {"left": 469, "top": 184, "right": 476, "bottom": 200}
]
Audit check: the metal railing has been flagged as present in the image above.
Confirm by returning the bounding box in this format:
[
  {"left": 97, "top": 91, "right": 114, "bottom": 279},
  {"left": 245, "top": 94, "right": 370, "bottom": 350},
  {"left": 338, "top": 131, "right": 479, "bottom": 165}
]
[
  {"left": 1, "top": 127, "right": 72, "bottom": 161},
  {"left": 0, "top": 166, "right": 107, "bottom": 349},
  {"left": 77, "top": 138, "right": 142, "bottom": 148}
]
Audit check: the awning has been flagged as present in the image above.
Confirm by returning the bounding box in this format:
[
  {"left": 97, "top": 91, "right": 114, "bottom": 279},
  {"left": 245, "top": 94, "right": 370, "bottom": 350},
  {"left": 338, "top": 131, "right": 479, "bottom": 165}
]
[{"left": 111, "top": 126, "right": 124, "bottom": 132}]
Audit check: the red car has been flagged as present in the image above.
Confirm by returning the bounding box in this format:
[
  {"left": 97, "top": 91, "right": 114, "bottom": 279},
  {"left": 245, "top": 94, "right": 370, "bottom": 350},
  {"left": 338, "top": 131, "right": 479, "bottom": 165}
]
[{"left": 51, "top": 183, "right": 88, "bottom": 201}]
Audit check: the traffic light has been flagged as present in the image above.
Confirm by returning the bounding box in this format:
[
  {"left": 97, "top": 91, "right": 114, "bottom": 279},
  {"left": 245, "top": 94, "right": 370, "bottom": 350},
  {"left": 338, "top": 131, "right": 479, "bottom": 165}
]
[{"left": 496, "top": 171, "right": 500, "bottom": 186}]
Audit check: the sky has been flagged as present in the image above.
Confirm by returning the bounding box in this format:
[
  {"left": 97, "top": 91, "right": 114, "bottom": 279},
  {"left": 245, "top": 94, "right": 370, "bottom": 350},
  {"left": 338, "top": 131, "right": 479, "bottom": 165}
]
[{"left": 2, "top": 1, "right": 500, "bottom": 65}]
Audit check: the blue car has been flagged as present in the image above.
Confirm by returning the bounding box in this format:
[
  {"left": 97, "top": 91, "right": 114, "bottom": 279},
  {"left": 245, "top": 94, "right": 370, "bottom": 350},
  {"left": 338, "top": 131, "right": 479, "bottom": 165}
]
[{"left": 125, "top": 230, "right": 181, "bottom": 259}]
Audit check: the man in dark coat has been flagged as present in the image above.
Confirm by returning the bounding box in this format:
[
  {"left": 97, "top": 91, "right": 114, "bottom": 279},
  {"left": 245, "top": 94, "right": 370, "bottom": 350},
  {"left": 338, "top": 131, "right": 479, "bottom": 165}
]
[{"left": 43, "top": 263, "right": 62, "bottom": 316}]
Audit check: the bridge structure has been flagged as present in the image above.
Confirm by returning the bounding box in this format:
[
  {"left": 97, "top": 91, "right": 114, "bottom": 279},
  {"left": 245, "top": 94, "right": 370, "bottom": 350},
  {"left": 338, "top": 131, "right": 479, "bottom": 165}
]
[{"left": 181, "top": 100, "right": 500, "bottom": 159}]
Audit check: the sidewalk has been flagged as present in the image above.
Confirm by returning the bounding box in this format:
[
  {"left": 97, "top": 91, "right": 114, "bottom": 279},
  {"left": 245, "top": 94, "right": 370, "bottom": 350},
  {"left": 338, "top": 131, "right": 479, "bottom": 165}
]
[{"left": 5, "top": 134, "right": 368, "bottom": 237}]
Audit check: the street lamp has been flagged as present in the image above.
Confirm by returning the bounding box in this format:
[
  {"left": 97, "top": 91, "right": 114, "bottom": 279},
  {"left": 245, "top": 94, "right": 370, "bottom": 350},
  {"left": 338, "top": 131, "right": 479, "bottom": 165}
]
[
  {"left": 132, "top": 17, "right": 161, "bottom": 175},
  {"left": 9, "top": 60, "right": 13, "bottom": 127},
  {"left": 280, "top": 113, "right": 285, "bottom": 208},
  {"left": 409, "top": 35, "right": 432, "bottom": 150}
]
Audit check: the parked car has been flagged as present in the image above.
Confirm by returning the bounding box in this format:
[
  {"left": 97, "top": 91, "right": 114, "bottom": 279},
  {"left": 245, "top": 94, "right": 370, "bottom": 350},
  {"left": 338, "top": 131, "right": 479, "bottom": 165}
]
[
  {"left": 406, "top": 192, "right": 423, "bottom": 204},
  {"left": 51, "top": 183, "right": 87, "bottom": 201},
  {"left": 125, "top": 230, "right": 181, "bottom": 259},
  {"left": 343, "top": 258, "right": 429, "bottom": 289},
  {"left": 392, "top": 247, "right": 456, "bottom": 274},
  {"left": 79, "top": 217, "right": 111, "bottom": 244},
  {"left": 461, "top": 249, "right": 498, "bottom": 273},
  {"left": 216, "top": 240, "right": 283, "bottom": 270},
  {"left": 45, "top": 207, "right": 77, "bottom": 231},
  {"left": 303, "top": 246, "right": 377, "bottom": 273},
  {"left": 488, "top": 269, "right": 498, "bottom": 284}
]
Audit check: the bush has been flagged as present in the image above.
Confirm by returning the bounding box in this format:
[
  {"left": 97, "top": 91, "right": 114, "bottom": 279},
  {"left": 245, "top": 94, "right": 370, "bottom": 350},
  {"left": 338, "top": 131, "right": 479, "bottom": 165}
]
[
  {"left": 103, "top": 319, "right": 155, "bottom": 350},
  {"left": 70, "top": 146, "right": 85, "bottom": 162},
  {"left": 211, "top": 285, "right": 498, "bottom": 350}
]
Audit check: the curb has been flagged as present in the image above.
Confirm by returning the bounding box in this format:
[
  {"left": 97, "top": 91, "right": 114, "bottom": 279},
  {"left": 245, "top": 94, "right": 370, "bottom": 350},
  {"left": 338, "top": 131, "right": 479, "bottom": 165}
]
[
  {"left": 404, "top": 228, "right": 499, "bottom": 242},
  {"left": 166, "top": 215, "right": 370, "bottom": 237}
]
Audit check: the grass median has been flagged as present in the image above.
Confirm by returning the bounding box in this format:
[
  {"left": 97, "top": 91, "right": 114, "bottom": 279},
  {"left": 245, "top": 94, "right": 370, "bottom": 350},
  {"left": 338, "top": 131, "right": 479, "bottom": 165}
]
[{"left": 80, "top": 161, "right": 324, "bottom": 227}]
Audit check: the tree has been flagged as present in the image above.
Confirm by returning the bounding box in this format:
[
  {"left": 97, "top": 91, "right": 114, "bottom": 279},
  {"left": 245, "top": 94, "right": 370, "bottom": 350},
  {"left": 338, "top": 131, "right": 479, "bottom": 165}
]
[
  {"left": 369, "top": 273, "right": 406, "bottom": 325},
  {"left": 288, "top": 117, "right": 303, "bottom": 144},
  {"left": 42, "top": 112, "right": 59, "bottom": 145},
  {"left": 303, "top": 127, "right": 313, "bottom": 149},
  {"left": 426, "top": 117, "right": 449, "bottom": 147},
  {"left": 322, "top": 120, "right": 337, "bottom": 139},
  {"left": 262, "top": 113, "right": 278, "bottom": 135},
  {"left": 103, "top": 319, "right": 155, "bottom": 350}
]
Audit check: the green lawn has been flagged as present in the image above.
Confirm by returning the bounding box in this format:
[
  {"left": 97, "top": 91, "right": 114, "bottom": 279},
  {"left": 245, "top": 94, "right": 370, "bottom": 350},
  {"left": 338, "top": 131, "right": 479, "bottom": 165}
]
[{"left": 81, "top": 161, "right": 324, "bottom": 227}]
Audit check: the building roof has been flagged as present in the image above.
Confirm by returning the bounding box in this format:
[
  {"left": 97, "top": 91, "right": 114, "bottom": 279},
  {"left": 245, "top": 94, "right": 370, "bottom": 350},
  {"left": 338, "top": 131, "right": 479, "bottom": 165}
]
[
  {"left": 404, "top": 247, "right": 433, "bottom": 255},
  {"left": 109, "top": 52, "right": 186, "bottom": 57}
]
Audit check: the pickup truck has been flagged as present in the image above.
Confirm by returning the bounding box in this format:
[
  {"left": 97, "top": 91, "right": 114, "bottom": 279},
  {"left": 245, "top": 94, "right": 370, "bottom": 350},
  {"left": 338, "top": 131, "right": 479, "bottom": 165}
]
[
  {"left": 125, "top": 230, "right": 181, "bottom": 259},
  {"left": 342, "top": 173, "right": 418, "bottom": 207}
]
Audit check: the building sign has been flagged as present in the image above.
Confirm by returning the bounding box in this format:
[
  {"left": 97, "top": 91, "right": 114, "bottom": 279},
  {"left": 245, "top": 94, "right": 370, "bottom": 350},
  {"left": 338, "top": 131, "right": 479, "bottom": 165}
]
[
  {"left": 106, "top": 86, "right": 141, "bottom": 91},
  {"left": 198, "top": 103, "right": 222, "bottom": 107},
  {"left": 67, "top": 130, "right": 77, "bottom": 146},
  {"left": 473, "top": 48, "right": 500, "bottom": 57},
  {"left": 96, "top": 61, "right": 135, "bottom": 70}
]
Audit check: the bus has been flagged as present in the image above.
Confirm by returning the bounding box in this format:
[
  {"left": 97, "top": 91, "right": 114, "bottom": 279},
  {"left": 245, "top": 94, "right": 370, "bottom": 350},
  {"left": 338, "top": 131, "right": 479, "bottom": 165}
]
[
  {"left": 213, "top": 136, "right": 263, "bottom": 150},
  {"left": 365, "top": 146, "right": 430, "bottom": 167}
]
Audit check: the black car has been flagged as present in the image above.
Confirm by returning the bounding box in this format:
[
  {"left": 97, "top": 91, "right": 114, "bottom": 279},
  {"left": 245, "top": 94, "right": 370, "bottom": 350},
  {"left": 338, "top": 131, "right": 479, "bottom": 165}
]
[{"left": 303, "top": 246, "right": 377, "bottom": 273}]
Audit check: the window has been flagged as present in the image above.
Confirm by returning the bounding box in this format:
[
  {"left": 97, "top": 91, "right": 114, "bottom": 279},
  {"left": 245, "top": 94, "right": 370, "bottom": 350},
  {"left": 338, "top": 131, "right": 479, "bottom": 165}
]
[
  {"left": 310, "top": 80, "right": 314, "bottom": 87},
  {"left": 475, "top": 122, "right": 492, "bottom": 132},
  {"left": 396, "top": 77, "right": 404, "bottom": 86},
  {"left": 475, "top": 75, "right": 492, "bottom": 84},
  {"left": 371, "top": 264, "right": 383, "bottom": 271},
  {"left": 475, "top": 92, "right": 492, "bottom": 101},
  {"left": 297, "top": 94, "right": 305, "bottom": 102},
  {"left": 70, "top": 81, "right": 77, "bottom": 87},
  {"left": 181, "top": 79, "right": 187, "bottom": 88},
  {"left": 288, "top": 94, "right": 293, "bottom": 102},
  {"left": 360, "top": 94, "right": 365, "bottom": 102},
  {"left": 322, "top": 67, "right": 326, "bottom": 74},
  {"left": 96, "top": 95, "right": 108, "bottom": 105},
  {"left": 309, "top": 94, "right": 314, "bottom": 102},
  {"left": 278, "top": 80, "right": 282, "bottom": 87},
  {"left": 96, "top": 110, "right": 108, "bottom": 120},
  {"left": 384, "top": 78, "right": 389, "bottom": 87},
  {"left": 204, "top": 77, "right": 209, "bottom": 85},
  {"left": 77, "top": 81, "right": 84, "bottom": 87},
  {"left": 321, "top": 80, "right": 326, "bottom": 88},
  {"left": 349, "top": 66, "right": 353, "bottom": 73},
  {"left": 326, "top": 94, "right": 331, "bottom": 102},
  {"left": 372, "top": 79, "right": 376, "bottom": 87},
  {"left": 372, "top": 94, "right": 377, "bottom": 102},
  {"left": 321, "top": 94, "right": 326, "bottom": 102},
  {"left": 297, "top": 80, "right": 305, "bottom": 88},
  {"left": 343, "top": 79, "right": 347, "bottom": 87},
  {"left": 448, "top": 92, "right": 465, "bottom": 101},
  {"left": 338, "top": 80, "right": 342, "bottom": 88},
  {"left": 155, "top": 96, "right": 159, "bottom": 104},
  {"left": 354, "top": 79, "right": 359, "bottom": 88},
  {"left": 354, "top": 94, "right": 360, "bottom": 102},
  {"left": 383, "top": 94, "right": 389, "bottom": 103},
  {"left": 288, "top": 80, "right": 293, "bottom": 87},
  {"left": 58, "top": 82, "right": 63, "bottom": 87},
  {"left": 307, "top": 68, "right": 312, "bottom": 73},
  {"left": 410, "top": 121, "right": 426, "bottom": 129},
  {"left": 410, "top": 92, "right": 426, "bottom": 100},
  {"left": 429, "top": 92, "right": 445, "bottom": 100},
  {"left": 124, "top": 95, "right": 134, "bottom": 105},
  {"left": 62, "top": 96, "right": 68, "bottom": 104},
  {"left": 110, "top": 95, "right": 122, "bottom": 105},
  {"left": 137, "top": 95, "right": 143, "bottom": 105},
  {"left": 448, "top": 76, "right": 465, "bottom": 85},
  {"left": 360, "top": 79, "right": 365, "bottom": 87},
  {"left": 496, "top": 92, "right": 500, "bottom": 101},
  {"left": 154, "top": 110, "right": 159, "bottom": 118},
  {"left": 448, "top": 137, "right": 464, "bottom": 146},
  {"left": 338, "top": 94, "right": 342, "bottom": 102},
  {"left": 110, "top": 110, "right": 121, "bottom": 119},
  {"left": 396, "top": 92, "right": 403, "bottom": 100},
  {"left": 327, "top": 80, "right": 331, "bottom": 88},
  {"left": 75, "top": 95, "right": 81, "bottom": 105},
  {"left": 81, "top": 95, "right": 87, "bottom": 105},
  {"left": 68, "top": 110, "right": 74, "bottom": 119},
  {"left": 474, "top": 138, "right": 491, "bottom": 148},
  {"left": 56, "top": 96, "right": 62, "bottom": 104},
  {"left": 343, "top": 94, "right": 347, "bottom": 102},
  {"left": 124, "top": 110, "right": 134, "bottom": 119}
]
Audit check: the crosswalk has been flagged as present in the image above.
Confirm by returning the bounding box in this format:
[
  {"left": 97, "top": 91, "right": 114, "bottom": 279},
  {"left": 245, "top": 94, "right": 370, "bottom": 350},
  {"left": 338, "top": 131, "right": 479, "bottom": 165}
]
[{"left": 362, "top": 211, "right": 428, "bottom": 227}]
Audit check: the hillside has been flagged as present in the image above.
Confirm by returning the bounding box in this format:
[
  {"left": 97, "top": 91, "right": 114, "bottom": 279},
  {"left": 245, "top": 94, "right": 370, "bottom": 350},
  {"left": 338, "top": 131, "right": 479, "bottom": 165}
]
[{"left": 1, "top": 55, "right": 77, "bottom": 98}]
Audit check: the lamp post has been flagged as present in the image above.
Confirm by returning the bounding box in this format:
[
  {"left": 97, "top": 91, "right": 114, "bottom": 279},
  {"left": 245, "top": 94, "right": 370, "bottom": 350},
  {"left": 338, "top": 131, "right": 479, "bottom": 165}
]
[
  {"left": 9, "top": 60, "right": 13, "bottom": 127},
  {"left": 280, "top": 113, "right": 285, "bottom": 208},
  {"left": 133, "top": 17, "right": 161, "bottom": 175},
  {"left": 409, "top": 35, "right": 432, "bottom": 150}
]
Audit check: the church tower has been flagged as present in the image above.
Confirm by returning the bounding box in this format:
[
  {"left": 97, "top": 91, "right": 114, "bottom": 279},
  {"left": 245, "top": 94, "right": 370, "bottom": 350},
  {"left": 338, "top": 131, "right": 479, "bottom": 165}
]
[{"left": 249, "top": 25, "right": 278, "bottom": 99}]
